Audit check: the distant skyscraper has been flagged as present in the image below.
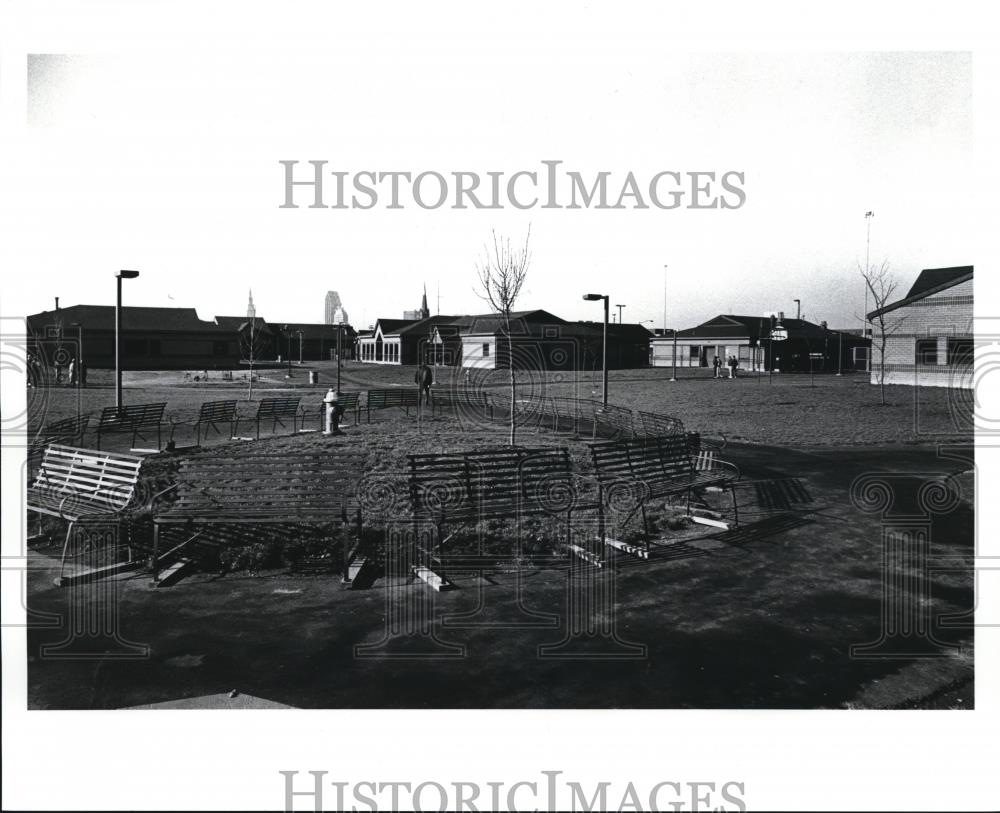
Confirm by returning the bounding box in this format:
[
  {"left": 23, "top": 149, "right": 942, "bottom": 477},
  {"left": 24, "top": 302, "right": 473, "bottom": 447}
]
[
  {"left": 325, "top": 290, "right": 349, "bottom": 325},
  {"left": 247, "top": 289, "right": 256, "bottom": 319}
]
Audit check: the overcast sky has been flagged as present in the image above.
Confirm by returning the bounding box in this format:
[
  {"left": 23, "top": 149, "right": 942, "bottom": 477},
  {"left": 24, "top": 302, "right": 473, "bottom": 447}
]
[{"left": 5, "top": 21, "right": 973, "bottom": 331}]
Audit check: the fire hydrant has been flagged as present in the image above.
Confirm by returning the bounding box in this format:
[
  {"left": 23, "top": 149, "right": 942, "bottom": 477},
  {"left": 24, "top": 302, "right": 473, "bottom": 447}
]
[{"left": 322, "top": 388, "right": 343, "bottom": 435}]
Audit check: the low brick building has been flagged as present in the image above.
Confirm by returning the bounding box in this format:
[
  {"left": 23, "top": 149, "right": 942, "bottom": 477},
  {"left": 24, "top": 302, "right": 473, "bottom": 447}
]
[{"left": 867, "top": 265, "right": 973, "bottom": 389}]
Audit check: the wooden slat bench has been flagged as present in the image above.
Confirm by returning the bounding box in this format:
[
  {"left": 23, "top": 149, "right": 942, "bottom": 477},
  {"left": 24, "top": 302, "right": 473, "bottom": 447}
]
[
  {"left": 190, "top": 399, "right": 240, "bottom": 445},
  {"left": 254, "top": 396, "right": 302, "bottom": 439},
  {"left": 366, "top": 388, "right": 419, "bottom": 422},
  {"left": 589, "top": 434, "right": 741, "bottom": 555},
  {"left": 315, "top": 391, "right": 361, "bottom": 429},
  {"left": 407, "top": 446, "right": 595, "bottom": 584},
  {"left": 27, "top": 445, "right": 145, "bottom": 582},
  {"left": 96, "top": 402, "right": 167, "bottom": 450},
  {"left": 152, "top": 449, "right": 368, "bottom": 584},
  {"left": 431, "top": 388, "right": 494, "bottom": 420}
]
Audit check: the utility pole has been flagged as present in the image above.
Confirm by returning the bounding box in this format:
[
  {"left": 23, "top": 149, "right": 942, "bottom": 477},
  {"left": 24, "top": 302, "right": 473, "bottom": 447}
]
[
  {"left": 864, "top": 211, "right": 874, "bottom": 335},
  {"left": 616, "top": 304, "right": 626, "bottom": 323},
  {"left": 794, "top": 299, "right": 801, "bottom": 320}
]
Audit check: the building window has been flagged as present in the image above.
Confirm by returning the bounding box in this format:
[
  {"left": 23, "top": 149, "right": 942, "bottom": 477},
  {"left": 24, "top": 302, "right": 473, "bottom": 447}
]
[
  {"left": 948, "top": 337, "right": 973, "bottom": 366},
  {"left": 915, "top": 338, "right": 938, "bottom": 365},
  {"left": 688, "top": 345, "right": 699, "bottom": 359},
  {"left": 482, "top": 343, "right": 490, "bottom": 358}
]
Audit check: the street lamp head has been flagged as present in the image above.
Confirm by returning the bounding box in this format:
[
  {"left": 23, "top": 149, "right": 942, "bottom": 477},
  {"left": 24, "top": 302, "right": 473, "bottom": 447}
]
[
  {"left": 582, "top": 293, "right": 604, "bottom": 301},
  {"left": 117, "top": 270, "right": 140, "bottom": 279}
]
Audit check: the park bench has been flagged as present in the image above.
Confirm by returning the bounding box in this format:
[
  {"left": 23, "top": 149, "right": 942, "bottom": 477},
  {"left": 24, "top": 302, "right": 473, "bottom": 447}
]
[
  {"left": 432, "top": 388, "right": 494, "bottom": 421},
  {"left": 27, "top": 445, "right": 145, "bottom": 582},
  {"left": 95, "top": 402, "right": 167, "bottom": 451},
  {"left": 185, "top": 399, "right": 240, "bottom": 445},
  {"left": 254, "top": 396, "right": 302, "bottom": 439},
  {"left": 636, "top": 410, "right": 686, "bottom": 438},
  {"left": 315, "top": 391, "right": 361, "bottom": 429},
  {"left": 29, "top": 415, "right": 90, "bottom": 463},
  {"left": 151, "top": 449, "right": 369, "bottom": 584},
  {"left": 407, "top": 446, "right": 596, "bottom": 585},
  {"left": 593, "top": 403, "right": 636, "bottom": 440},
  {"left": 589, "top": 434, "right": 741, "bottom": 555},
  {"left": 366, "top": 388, "right": 419, "bottom": 422}
]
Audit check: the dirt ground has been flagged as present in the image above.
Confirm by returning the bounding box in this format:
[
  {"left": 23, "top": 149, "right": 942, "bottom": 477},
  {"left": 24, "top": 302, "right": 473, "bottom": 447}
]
[{"left": 23, "top": 362, "right": 975, "bottom": 709}]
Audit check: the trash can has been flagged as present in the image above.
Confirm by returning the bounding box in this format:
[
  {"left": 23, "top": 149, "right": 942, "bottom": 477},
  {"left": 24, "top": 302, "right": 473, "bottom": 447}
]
[{"left": 309, "top": 371, "right": 319, "bottom": 385}]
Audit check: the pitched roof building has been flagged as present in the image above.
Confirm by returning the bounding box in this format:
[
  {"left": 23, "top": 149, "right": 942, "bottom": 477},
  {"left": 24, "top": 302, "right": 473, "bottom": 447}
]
[{"left": 866, "top": 265, "right": 973, "bottom": 388}]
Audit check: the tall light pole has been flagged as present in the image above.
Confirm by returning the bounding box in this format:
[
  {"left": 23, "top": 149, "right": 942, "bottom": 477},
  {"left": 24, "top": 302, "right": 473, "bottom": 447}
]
[
  {"left": 616, "top": 304, "right": 626, "bottom": 324},
  {"left": 297, "top": 330, "right": 304, "bottom": 364},
  {"left": 283, "top": 325, "right": 292, "bottom": 377},
  {"left": 663, "top": 265, "right": 668, "bottom": 335},
  {"left": 864, "top": 211, "right": 874, "bottom": 336},
  {"left": 794, "top": 298, "right": 801, "bottom": 320},
  {"left": 69, "top": 322, "right": 83, "bottom": 423},
  {"left": 115, "top": 270, "right": 139, "bottom": 411},
  {"left": 335, "top": 323, "right": 342, "bottom": 392},
  {"left": 583, "top": 293, "right": 609, "bottom": 406},
  {"left": 670, "top": 328, "right": 678, "bottom": 382}
]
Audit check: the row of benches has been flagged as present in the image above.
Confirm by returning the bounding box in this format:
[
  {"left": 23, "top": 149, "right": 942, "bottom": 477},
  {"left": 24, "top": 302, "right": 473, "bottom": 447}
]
[
  {"left": 28, "top": 428, "right": 741, "bottom": 583},
  {"left": 31, "top": 388, "right": 452, "bottom": 453}
]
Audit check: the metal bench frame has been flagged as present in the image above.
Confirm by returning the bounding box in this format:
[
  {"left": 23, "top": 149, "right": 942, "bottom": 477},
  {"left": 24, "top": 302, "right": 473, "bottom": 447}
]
[
  {"left": 254, "top": 396, "right": 302, "bottom": 440},
  {"left": 152, "top": 450, "right": 367, "bottom": 583},
  {"left": 589, "top": 434, "right": 741, "bottom": 554},
  {"left": 27, "top": 445, "right": 145, "bottom": 581},
  {"left": 96, "top": 403, "right": 167, "bottom": 450},
  {"left": 366, "top": 388, "right": 419, "bottom": 422}
]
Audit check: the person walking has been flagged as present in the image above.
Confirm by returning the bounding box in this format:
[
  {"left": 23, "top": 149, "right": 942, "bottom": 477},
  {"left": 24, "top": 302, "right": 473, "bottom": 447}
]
[
  {"left": 68, "top": 358, "right": 77, "bottom": 386},
  {"left": 713, "top": 354, "right": 723, "bottom": 379}
]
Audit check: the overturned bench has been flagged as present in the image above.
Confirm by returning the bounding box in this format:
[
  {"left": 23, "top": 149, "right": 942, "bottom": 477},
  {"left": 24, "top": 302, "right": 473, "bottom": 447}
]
[
  {"left": 589, "top": 434, "right": 741, "bottom": 557},
  {"left": 407, "top": 446, "right": 595, "bottom": 586},
  {"left": 152, "top": 449, "right": 368, "bottom": 584}
]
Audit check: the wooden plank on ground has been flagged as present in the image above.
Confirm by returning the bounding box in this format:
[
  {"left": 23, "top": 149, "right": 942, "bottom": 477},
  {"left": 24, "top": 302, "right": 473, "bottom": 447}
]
[
  {"left": 568, "top": 544, "right": 604, "bottom": 567},
  {"left": 413, "top": 565, "right": 451, "bottom": 591},
  {"left": 55, "top": 558, "right": 142, "bottom": 587},
  {"left": 602, "top": 537, "right": 649, "bottom": 559},
  {"left": 156, "top": 557, "right": 196, "bottom": 587}
]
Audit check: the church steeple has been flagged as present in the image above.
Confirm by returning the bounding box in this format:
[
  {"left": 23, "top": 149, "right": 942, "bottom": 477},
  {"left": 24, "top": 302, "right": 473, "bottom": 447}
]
[
  {"left": 247, "top": 289, "right": 256, "bottom": 319},
  {"left": 420, "top": 283, "right": 429, "bottom": 319}
]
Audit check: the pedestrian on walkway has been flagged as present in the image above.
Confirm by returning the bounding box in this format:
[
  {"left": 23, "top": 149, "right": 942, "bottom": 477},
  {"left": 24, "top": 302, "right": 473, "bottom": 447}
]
[
  {"left": 728, "top": 355, "right": 737, "bottom": 379},
  {"left": 713, "top": 354, "right": 723, "bottom": 379}
]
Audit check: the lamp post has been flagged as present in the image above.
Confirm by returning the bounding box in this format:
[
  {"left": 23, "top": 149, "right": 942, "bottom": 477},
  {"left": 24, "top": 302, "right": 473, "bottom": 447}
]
[
  {"left": 69, "top": 322, "right": 83, "bottom": 423},
  {"left": 669, "top": 329, "right": 678, "bottom": 382},
  {"left": 283, "top": 325, "right": 292, "bottom": 377},
  {"left": 115, "top": 270, "right": 139, "bottom": 411},
  {"left": 297, "top": 330, "right": 304, "bottom": 364},
  {"left": 615, "top": 304, "right": 626, "bottom": 323},
  {"left": 794, "top": 299, "right": 801, "bottom": 320},
  {"left": 583, "top": 293, "right": 609, "bottom": 406},
  {"left": 335, "top": 323, "right": 342, "bottom": 392}
]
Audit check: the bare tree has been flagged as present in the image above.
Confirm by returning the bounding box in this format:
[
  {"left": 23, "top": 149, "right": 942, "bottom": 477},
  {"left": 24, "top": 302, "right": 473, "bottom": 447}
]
[
  {"left": 475, "top": 227, "right": 532, "bottom": 445},
  {"left": 861, "top": 260, "right": 902, "bottom": 405},
  {"left": 240, "top": 318, "right": 270, "bottom": 401}
]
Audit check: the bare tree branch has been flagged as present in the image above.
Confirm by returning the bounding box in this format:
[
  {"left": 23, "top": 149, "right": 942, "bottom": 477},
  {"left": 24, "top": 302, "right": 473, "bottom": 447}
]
[{"left": 474, "top": 226, "right": 532, "bottom": 445}]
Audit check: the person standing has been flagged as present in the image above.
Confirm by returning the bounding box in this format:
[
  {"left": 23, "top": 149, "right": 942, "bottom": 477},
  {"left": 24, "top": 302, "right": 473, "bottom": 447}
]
[
  {"left": 713, "top": 354, "right": 723, "bottom": 379},
  {"left": 68, "top": 358, "right": 76, "bottom": 386},
  {"left": 728, "top": 355, "right": 737, "bottom": 379}
]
